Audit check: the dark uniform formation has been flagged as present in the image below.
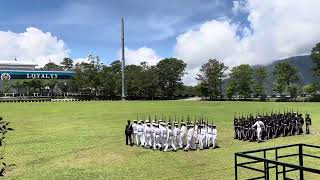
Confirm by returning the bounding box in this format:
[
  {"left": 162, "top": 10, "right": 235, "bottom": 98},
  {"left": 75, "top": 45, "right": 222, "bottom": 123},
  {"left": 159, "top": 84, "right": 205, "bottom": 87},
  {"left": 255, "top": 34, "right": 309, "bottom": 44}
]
[
  {"left": 125, "top": 116, "right": 219, "bottom": 152},
  {"left": 233, "top": 111, "right": 312, "bottom": 142}
]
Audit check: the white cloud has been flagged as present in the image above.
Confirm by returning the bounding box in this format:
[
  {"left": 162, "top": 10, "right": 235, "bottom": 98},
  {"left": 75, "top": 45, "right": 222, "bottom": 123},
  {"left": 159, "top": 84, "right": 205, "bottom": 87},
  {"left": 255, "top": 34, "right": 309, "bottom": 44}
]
[
  {"left": 175, "top": 0, "right": 320, "bottom": 86},
  {"left": 119, "top": 47, "right": 162, "bottom": 66},
  {"left": 232, "top": 0, "right": 249, "bottom": 15},
  {"left": 0, "top": 27, "right": 69, "bottom": 67}
]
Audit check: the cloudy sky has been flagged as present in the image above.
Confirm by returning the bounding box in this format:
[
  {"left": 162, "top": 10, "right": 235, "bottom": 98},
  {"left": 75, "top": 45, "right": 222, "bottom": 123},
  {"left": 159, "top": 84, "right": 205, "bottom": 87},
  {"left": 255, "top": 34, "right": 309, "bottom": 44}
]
[{"left": 1, "top": 0, "right": 320, "bottom": 85}]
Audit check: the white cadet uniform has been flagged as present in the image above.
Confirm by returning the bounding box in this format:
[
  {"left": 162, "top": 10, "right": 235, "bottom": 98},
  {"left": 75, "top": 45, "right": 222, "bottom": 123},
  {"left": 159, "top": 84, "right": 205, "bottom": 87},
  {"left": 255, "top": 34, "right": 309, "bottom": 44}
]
[
  {"left": 194, "top": 124, "right": 199, "bottom": 144},
  {"left": 206, "top": 126, "right": 213, "bottom": 147},
  {"left": 132, "top": 122, "right": 138, "bottom": 145},
  {"left": 179, "top": 125, "right": 187, "bottom": 148},
  {"left": 137, "top": 123, "right": 145, "bottom": 146},
  {"left": 173, "top": 125, "right": 180, "bottom": 147},
  {"left": 252, "top": 120, "right": 265, "bottom": 141},
  {"left": 150, "top": 123, "right": 155, "bottom": 146},
  {"left": 198, "top": 127, "right": 206, "bottom": 149},
  {"left": 153, "top": 126, "right": 162, "bottom": 150},
  {"left": 160, "top": 124, "right": 167, "bottom": 147},
  {"left": 212, "top": 127, "right": 218, "bottom": 148},
  {"left": 164, "top": 128, "right": 177, "bottom": 152},
  {"left": 144, "top": 125, "right": 152, "bottom": 147},
  {"left": 184, "top": 126, "right": 196, "bottom": 150}
]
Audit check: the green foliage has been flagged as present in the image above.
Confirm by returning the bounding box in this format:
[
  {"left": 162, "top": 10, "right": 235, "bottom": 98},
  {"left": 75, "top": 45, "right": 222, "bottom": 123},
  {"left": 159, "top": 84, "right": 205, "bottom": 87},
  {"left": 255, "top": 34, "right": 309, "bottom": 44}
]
[
  {"left": 287, "top": 84, "right": 299, "bottom": 99},
  {"left": 228, "top": 64, "right": 254, "bottom": 98},
  {"left": 0, "top": 116, "right": 14, "bottom": 176},
  {"left": 197, "top": 59, "right": 228, "bottom": 99},
  {"left": 42, "top": 62, "right": 62, "bottom": 71},
  {"left": 253, "top": 67, "right": 267, "bottom": 98},
  {"left": 273, "top": 61, "right": 300, "bottom": 87},
  {"left": 156, "top": 58, "right": 187, "bottom": 98},
  {"left": 303, "top": 84, "right": 317, "bottom": 95},
  {"left": 60, "top": 58, "right": 74, "bottom": 70},
  {"left": 311, "top": 42, "right": 320, "bottom": 76},
  {"left": 225, "top": 80, "right": 236, "bottom": 99}
]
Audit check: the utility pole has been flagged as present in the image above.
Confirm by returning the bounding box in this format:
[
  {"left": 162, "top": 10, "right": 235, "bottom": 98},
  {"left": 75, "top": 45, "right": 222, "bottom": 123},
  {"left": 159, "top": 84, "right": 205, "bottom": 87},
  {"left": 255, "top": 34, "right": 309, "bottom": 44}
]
[{"left": 121, "top": 17, "right": 126, "bottom": 100}]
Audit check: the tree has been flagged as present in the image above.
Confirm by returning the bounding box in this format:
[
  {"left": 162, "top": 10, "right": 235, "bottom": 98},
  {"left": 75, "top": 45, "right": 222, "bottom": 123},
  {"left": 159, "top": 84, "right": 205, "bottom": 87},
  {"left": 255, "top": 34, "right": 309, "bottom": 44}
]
[
  {"left": 273, "top": 61, "right": 300, "bottom": 99},
  {"left": 287, "top": 84, "right": 299, "bottom": 100},
  {"left": 303, "top": 84, "right": 317, "bottom": 95},
  {"left": 72, "top": 55, "right": 102, "bottom": 95},
  {"left": 229, "top": 64, "right": 254, "bottom": 98},
  {"left": 12, "top": 80, "right": 24, "bottom": 96},
  {"left": 60, "top": 58, "right": 74, "bottom": 70},
  {"left": 311, "top": 42, "right": 320, "bottom": 76},
  {"left": 44, "top": 79, "right": 58, "bottom": 96},
  {"left": 43, "top": 62, "right": 62, "bottom": 70},
  {"left": 140, "top": 63, "right": 159, "bottom": 100},
  {"left": 273, "top": 82, "right": 286, "bottom": 96},
  {"left": 225, "top": 80, "right": 236, "bottom": 100},
  {"left": 253, "top": 67, "right": 267, "bottom": 99},
  {"left": 99, "top": 60, "right": 121, "bottom": 98},
  {"left": 125, "top": 65, "right": 143, "bottom": 97},
  {"left": 156, "top": 58, "right": 186, "bottom": 99},
  {"left": 273, "top": 61, "right": 300, "bottom": 86},
  {"left": 196, "top": 59, "right": 228, "bottom": 99}
]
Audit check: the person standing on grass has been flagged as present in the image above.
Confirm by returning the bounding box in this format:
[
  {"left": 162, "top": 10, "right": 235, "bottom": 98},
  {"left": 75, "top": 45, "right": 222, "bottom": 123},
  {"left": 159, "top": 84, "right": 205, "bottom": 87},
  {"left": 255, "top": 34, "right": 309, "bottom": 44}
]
[
  {"left": 132, "top": 120, "right": 138, "bottom": 145},
  {"left": 179, "top": 122, "right": 187, "bottom": 148},
  {"left": 252, "top": 117, "right": 265, "bottom": 143},
  {"left": 164, "top": 124, "right": 177, "bottom": 152},
  {"left": 212, "top": 124, "right": 220, "bottom": 148},
  {"left": 125, "top": 120, "right": 133, "bottom": 146},
  {"left": 305, "top": 114, "right": 312, "bottom": 134},
  {"left": 137, "top": 121, "right": 145, "bottom": 147},
  {"left": 144, "top": 122, "right": 152, "bottom": 148},
  {"left": 173, "top": 122, "right": 180, "bottom": 148}
]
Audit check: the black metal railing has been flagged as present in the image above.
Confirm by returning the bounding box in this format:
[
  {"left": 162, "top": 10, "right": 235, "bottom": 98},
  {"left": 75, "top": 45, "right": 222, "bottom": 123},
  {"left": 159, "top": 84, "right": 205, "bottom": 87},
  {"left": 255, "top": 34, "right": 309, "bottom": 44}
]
[{"left": 235, "top": 144, "right": 320, "bottom": 180}]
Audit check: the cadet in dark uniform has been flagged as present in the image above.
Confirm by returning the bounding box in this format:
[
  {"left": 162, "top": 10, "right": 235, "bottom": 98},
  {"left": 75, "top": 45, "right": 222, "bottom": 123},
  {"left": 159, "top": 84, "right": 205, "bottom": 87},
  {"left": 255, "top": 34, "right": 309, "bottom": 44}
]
[
  {"left": 306, "top": 114, "right": 312, "bottom": 134},
  {"left": 125, "top": 120, "right": 133, "bottom": 146}
]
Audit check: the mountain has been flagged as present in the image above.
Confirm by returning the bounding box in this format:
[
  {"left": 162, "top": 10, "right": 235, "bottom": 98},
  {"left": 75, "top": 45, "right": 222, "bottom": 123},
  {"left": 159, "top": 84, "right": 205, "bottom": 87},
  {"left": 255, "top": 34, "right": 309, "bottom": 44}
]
[{"left": 260, "top": 55, "right": 318, "bottom": 94}]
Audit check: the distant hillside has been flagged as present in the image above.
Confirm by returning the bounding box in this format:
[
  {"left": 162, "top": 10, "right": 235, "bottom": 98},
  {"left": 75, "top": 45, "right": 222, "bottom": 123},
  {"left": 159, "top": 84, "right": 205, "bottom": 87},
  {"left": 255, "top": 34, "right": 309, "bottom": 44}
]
[{"left": 262, "top": 55, "right": 318, "bottom": 94}]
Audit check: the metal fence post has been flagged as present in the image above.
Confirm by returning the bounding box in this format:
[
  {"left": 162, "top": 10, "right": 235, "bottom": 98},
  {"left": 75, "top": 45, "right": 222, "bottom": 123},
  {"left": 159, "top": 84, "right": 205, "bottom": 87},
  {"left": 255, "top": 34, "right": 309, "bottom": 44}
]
[
  {"left": 235, "top": 154, "right": 238, "bottom": 180},
  {"left": 275, "top": 149, "right": 279, "bottom": 180},
  {"left": 299, "top": 144, "right": 304, "bottom": 179}
]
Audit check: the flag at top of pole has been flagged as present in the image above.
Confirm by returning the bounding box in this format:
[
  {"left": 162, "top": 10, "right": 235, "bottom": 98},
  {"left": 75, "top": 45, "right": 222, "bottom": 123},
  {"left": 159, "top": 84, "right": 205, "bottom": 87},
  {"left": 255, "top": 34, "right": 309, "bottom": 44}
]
[{"left": 121, "top": 17, "right": 126, "bottom": 100}]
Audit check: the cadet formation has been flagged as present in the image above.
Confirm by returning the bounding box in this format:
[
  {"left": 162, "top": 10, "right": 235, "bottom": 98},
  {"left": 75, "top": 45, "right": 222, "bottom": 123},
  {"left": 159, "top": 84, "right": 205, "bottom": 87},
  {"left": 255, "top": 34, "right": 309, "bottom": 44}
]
[
  {"left": 125, "top": 116, "right": 219, "bottom": 152},
  {"left": 233, "top": 111, "right": 312, "bottom": 142}
]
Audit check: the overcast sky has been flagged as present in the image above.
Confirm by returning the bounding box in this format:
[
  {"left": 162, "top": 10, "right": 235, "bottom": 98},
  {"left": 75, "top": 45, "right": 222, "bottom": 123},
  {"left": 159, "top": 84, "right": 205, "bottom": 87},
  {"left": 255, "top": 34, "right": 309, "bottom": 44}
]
[{"left": 1, "top": 0, "right": 320, "bottom": 85}]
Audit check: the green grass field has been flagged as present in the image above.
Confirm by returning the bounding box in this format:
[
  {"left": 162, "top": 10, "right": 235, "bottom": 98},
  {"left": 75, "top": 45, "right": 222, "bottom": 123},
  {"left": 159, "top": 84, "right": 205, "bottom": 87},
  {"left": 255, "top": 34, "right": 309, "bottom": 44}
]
[{"left": 1, "top": 101, "right": 320, "bottom": 179}]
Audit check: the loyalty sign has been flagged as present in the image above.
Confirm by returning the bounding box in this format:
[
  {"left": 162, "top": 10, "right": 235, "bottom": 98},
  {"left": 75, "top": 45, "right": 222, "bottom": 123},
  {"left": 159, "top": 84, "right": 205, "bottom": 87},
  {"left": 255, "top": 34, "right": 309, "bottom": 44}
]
[{"left": 27, "top": 73, "right": 58, "bottom": 79}]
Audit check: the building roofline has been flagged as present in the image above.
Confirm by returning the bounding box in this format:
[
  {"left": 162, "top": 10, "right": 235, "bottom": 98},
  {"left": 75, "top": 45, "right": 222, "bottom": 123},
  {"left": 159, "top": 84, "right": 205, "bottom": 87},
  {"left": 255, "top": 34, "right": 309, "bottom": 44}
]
[{"left": 0, "top": 62, "right": 38, "bottom": 66}]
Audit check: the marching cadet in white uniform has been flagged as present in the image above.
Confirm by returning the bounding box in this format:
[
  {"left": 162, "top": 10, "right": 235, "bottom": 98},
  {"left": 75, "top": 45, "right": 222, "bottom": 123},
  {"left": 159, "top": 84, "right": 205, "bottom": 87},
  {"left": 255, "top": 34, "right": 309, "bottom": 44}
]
[
  {"left": 212, "top": 125, "right": 218, "bottom": 148},
  {"left": 179, "top": 122, "right": 187, "bottom": 148},
  {"left": 150, "top": 120, "right": 156, "bottom": 147},
  {"left": 137, "top": 121, "right": 145, "bottom": 146},
  {"left": 132, "top": 120, "right": 138, "bottom": 145},
  {"left": 194, "top": 122, "right": 199, "bottom": 145},
  {"left": 173, "top": 123, "right": 180, "bottom": 147},
  {"left": 184, "top": 123, "right": 196, "bottom": 151},
  {"left": 198, "top": 124, "right": 206, "bottom": 150},
  {"left": 206, "top": 124, "right": 213, "bottom": 147},
  {"left": 153, "top": 123, "right": 162, "bottom": 150},
  {"left": 164, "top": 124, "right": 177, "bottom": 152},
  {"left": 252, "top": 117, "right": 265, "bottom": 142},
  {"left": 160, "top": 122, "right": 167, "bottom": 148},
  {"left": 144, "top": 123, "right": 152, "bottom": 148}
]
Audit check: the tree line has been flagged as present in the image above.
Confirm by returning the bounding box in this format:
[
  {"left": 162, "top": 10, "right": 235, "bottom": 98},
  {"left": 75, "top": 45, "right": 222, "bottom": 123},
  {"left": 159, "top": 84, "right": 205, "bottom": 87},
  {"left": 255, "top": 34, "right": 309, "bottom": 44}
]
[{"left": 2, "top": 42, "right": 320, "bottom": 100}]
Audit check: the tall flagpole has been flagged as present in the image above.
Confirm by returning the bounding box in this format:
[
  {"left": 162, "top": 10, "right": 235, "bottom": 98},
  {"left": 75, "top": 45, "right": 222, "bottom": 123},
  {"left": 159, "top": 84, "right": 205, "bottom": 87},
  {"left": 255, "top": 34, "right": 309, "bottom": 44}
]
[{"left": 121, "top": 17, "right": 126, "bottom": 100}]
